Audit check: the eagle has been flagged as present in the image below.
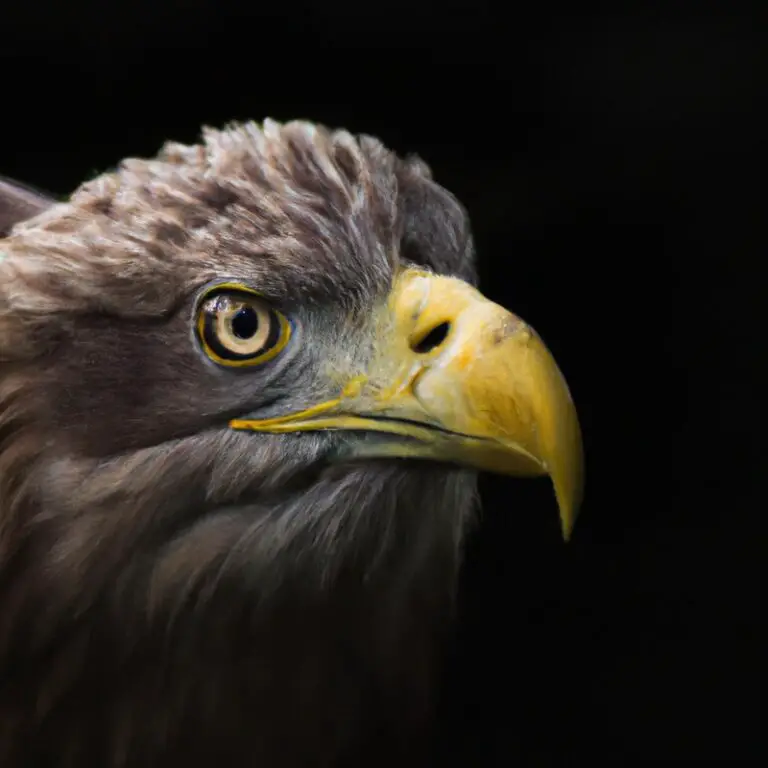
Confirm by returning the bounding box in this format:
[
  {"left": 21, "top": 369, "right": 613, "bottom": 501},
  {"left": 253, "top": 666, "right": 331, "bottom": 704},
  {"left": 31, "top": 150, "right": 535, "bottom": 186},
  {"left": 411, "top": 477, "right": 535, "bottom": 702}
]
[{"left": 0, "top": 120, "right": 583, "bottom": 768}]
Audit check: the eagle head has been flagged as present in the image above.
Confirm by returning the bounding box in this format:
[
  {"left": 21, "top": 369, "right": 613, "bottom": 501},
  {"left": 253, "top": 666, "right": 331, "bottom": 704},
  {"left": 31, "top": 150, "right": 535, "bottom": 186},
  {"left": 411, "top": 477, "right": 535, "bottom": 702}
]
[{"left": 0, "top": 120, "right": 583, "bottom": 767}]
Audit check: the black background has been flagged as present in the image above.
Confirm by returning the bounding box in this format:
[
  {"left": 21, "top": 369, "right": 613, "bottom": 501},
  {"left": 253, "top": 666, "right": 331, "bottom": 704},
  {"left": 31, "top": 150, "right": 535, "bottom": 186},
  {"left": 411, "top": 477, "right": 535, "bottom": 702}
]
[{"left": 2, "top": 5, "right": 765, "bottom": 766}]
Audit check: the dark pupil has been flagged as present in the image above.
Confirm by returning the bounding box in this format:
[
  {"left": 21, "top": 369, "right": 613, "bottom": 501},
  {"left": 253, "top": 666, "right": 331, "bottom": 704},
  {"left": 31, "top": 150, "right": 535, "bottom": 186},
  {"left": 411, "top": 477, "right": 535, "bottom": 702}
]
[{"left": 231, "top": 307, "right": 259, "bottom": 339}]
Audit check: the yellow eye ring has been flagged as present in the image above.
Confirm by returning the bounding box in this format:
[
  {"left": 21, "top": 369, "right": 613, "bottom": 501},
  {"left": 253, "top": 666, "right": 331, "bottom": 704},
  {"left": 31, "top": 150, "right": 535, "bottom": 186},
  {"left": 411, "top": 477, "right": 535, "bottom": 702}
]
[{"left": 195, "top": 283, "right": 292, "bottom": 368}]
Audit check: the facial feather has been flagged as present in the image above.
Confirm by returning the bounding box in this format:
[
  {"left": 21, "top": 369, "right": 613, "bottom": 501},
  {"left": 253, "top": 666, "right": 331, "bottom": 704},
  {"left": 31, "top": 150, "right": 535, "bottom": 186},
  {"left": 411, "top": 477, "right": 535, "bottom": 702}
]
[{"left": 0, "top": 119, "right": 478, "bottom": 768}]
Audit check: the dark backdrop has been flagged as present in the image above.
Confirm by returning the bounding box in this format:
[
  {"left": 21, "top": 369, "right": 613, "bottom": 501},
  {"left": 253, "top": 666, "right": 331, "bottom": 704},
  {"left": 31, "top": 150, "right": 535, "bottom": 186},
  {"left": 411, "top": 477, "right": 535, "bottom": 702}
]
[{"left": 2, "top": 6, "right": 764, "bottom": 766}]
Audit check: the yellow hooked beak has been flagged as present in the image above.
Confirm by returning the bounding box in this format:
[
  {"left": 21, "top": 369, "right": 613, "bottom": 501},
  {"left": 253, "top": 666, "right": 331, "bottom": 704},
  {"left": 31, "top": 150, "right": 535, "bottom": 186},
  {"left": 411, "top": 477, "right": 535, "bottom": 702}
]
[{"left": 231, "top": 268, "right": 584, "bottom": 540}]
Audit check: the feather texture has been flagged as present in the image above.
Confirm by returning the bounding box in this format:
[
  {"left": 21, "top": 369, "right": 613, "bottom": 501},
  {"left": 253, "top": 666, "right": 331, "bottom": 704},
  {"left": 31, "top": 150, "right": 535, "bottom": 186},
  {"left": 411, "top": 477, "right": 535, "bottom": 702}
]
[{"left": 0, "top": 120, "right": 478, "bottom": 767}]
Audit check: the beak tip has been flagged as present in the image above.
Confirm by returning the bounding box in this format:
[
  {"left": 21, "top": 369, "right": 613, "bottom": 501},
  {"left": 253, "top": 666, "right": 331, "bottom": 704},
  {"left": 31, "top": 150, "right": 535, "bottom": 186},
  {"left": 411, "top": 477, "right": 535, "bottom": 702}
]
[
  {"left": 555, "top": 464, "right": 584, "bottom": 543},
  {"left": 560, "top": 514, "right": 576, "bottom": 542}
]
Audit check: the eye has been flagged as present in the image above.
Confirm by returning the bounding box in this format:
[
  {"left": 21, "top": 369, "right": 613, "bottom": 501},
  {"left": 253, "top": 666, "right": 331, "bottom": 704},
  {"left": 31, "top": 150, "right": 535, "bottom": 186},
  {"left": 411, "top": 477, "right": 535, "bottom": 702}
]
[{"left": 196, "top": 285, "right": 291, "bottom": 367}]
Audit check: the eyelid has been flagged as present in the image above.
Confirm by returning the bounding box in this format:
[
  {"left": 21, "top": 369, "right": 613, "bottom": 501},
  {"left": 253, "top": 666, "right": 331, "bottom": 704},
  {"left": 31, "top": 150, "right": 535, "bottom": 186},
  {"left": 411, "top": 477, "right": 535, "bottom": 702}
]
[
  {"left": 200, "top": 280, "right": 265, "bottom": 300},
  {"left": 195, "top": 277, "right": 291, "bottom": 309}
]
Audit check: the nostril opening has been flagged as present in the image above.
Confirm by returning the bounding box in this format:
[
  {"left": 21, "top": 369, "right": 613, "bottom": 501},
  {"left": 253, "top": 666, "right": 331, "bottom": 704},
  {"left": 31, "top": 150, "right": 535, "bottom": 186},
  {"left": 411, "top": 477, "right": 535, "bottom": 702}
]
[{"left": 411, "top": 321, "right": 451, "bottom": 354}]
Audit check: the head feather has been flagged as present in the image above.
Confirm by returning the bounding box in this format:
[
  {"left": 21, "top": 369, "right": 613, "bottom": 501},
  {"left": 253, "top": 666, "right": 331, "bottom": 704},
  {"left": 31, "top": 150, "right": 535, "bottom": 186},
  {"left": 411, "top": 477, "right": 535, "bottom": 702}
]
[{"left": 0, "top": 119, "right": 478, "bottom": 768}]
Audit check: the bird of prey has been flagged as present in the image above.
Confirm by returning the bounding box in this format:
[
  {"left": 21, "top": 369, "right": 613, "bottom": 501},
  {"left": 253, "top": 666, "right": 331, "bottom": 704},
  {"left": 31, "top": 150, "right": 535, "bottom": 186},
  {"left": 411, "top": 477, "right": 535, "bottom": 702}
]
[{"left": 0, "top": 120, "right": 583, "bottom": 768}]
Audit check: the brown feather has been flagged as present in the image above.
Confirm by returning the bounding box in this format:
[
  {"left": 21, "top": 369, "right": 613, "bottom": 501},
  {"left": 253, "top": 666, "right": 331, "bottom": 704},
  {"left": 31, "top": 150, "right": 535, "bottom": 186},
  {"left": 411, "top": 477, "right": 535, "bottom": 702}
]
[
  {"left": 0, "top": 120, "right": 478, "bottom": 767},
  {"left": 0, "top": 175, "right": 55, "bottom": 237}
]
